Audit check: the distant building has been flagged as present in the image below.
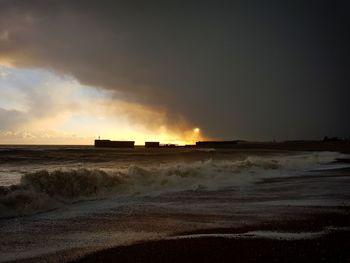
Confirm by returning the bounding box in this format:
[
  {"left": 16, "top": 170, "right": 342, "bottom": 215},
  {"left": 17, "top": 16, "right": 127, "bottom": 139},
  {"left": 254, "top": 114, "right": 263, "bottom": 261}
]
[
  {"left": 94, "top": 140, "right": 134, "bottom": 148},
  {"left": 196, "top": 141, "right": 239, "bottom": 148},
  {"left": 145, "top": 141, "right": 160, "bottom": 148},
  {"left": 184, "top": 144, "right": 196, "bottom": 148},
  {"left": 162, "top": 144, "right": 176, "bottom": 148},
  {"left": 323, "top": 136, "right": 345, "bottom": 142}
]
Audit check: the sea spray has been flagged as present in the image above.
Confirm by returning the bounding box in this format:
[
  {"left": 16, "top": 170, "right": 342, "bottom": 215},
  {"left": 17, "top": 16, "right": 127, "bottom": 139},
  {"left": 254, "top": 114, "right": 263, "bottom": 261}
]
[{"left": 0, "top": 151, "right": 345, "bottom": 218}]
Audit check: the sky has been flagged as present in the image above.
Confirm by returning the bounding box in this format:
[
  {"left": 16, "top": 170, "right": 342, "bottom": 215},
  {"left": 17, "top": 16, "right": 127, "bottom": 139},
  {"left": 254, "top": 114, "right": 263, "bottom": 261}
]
[{"left": 0, "top": 0, "right": 349, "bottom": 145}]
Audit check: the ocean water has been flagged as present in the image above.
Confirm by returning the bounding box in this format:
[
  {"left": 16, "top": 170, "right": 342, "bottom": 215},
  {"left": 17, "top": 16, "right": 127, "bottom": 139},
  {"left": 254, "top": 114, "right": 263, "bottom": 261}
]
[{"left": 0, "top": 146, "right": 349, "bottom": 262}]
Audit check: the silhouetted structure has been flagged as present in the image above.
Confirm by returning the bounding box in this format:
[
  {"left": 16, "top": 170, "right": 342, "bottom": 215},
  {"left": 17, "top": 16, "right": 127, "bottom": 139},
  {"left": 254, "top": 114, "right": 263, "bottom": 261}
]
[
  {"left": 196, "top": 141, "right": 239, "bottom": 148},
  {"left": 94, "top": 140, "right": 134, "bottom": 148},
  {"left": 323, "top": 136, "right": 345, "bottom": 142},
  {"left": 145, "top": 142, "right": 160, "bottom": 148},
  {"left": 162, "top": 144, "right": 176, "bottom": 148}
]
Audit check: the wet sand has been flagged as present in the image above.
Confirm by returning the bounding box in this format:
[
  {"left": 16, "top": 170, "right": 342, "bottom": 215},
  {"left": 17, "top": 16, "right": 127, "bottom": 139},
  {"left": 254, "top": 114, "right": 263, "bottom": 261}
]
[
  {"left": 72, "top": 210, "right": 350, "bottom": 263},
  {"left": 71, "top": 234, "right": 350, "bottom": 263}
]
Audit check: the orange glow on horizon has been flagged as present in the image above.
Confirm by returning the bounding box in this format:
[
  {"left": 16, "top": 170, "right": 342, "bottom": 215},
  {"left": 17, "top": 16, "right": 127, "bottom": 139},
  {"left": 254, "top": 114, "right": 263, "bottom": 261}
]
[
  {"left": 98, "top": 127, "right": 205, "bottom": 146},
  {"left": 0, "top": 65, "right": 206, "bottom": 145},
  {"left": 0, "top": 58, "right": 14, "bottom": 67}
]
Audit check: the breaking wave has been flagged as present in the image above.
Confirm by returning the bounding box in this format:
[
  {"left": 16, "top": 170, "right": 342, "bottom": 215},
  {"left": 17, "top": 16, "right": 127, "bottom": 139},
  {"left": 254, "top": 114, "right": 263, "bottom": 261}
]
[{"left": 0, "top": 152, "right": 344, "bottom": 218}]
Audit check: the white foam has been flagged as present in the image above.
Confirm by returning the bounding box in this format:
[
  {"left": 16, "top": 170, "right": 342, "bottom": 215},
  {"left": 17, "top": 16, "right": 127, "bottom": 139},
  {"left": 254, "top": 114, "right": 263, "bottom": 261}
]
[
  {"left": 172, "top": 230, "right": 325, "bottom": 240},
  {"left": 172, "top": 225, "right": 350, "bottom": 241},
  {"left": 0, "top": 152, "right": 346, "bottom": 218}
]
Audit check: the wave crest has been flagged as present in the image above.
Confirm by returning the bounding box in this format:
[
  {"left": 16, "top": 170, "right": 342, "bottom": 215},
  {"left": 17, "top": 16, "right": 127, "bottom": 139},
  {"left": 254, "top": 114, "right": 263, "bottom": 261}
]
[
  {"left": 0, "top": 169, "right": 127, "bottom": 218},
  {"left": 0, "top": 152, "right": 343, "bottom": 218},
  {"left": 21, "top": 169, "right": 124, "bottom": 198}
]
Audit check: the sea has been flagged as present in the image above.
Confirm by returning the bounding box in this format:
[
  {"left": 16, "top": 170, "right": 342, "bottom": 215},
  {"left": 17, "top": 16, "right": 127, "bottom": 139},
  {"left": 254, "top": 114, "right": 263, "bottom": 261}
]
[{"left": 0, "top": 145, "right": 349, "bottom": 262}]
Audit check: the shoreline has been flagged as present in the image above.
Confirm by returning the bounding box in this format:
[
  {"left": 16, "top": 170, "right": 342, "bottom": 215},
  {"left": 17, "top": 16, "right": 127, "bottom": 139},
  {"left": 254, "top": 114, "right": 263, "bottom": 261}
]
[
  {"left": 8, "top": 208, "right": 350, "bottom": 263},
  {"left": 71, "top": 234, "right": 350, "bottom": 263},
  {"left": 2, "top": 151, "right": 349, "bottom": 263},
  {"left": 68, "top": 209, "right": 350, "bottom": 263}
]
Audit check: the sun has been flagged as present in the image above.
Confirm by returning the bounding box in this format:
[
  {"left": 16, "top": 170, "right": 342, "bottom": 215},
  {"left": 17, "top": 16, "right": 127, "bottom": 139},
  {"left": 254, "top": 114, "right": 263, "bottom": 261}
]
[{"left": 194, "top": 127, "right": 200, "bottom": 133}]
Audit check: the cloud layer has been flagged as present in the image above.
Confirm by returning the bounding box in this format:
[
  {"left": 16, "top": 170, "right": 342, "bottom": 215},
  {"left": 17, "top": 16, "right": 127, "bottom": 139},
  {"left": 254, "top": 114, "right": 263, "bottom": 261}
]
[
  {"left": 0, "top": 0, "right": 349, "bottom": 140},
  {"left": 0, "top": 66, "right": 199, "bottom": 144}
]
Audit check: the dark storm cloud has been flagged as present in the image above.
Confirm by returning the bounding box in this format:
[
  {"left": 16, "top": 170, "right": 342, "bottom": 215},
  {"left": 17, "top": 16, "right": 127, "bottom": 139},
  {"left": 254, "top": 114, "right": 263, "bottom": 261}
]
[{"left": 0, "top": 0, "right": 349, "bottom": 140}]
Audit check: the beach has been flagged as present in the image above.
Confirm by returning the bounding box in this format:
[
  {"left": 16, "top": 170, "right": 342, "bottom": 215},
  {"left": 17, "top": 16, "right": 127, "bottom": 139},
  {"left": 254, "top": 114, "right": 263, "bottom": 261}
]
[
  {"left": 1, "top": 0, "right": 349, "bottom": 261},
  {"left": 0, "top": 146, "right": 349, "bottom": 262},
  {"left": 72, "top": 223, "right": 350, "bottom": 263}
]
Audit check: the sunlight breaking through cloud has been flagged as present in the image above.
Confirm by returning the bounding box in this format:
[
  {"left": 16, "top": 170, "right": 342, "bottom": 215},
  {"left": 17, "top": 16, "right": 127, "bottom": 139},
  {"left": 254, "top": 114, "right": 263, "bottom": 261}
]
[{"left": 0, "top": 66, "right": 204, "bottom": 145}]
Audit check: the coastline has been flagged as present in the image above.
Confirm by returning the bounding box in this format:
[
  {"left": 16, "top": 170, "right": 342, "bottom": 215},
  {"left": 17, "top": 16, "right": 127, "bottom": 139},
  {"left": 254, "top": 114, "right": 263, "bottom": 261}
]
[
  {"left": 1, "top": 149, "right": 349, "bottom": 263},
  {"left": 70, "top": 209, "right": 350, "bottom": 263}
]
